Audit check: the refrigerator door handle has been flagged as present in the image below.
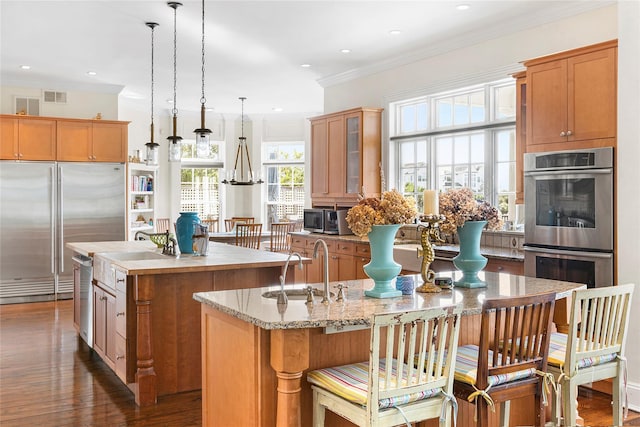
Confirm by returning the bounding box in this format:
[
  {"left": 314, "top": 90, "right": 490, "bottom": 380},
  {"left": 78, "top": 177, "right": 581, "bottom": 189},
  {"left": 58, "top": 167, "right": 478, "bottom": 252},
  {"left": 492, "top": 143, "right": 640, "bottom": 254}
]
[
  {"left": 58, "top": 166, "right": 64, "bottom": 274},
  {"left": 51, "top": 165, "right": 56, "bottom": 275}
]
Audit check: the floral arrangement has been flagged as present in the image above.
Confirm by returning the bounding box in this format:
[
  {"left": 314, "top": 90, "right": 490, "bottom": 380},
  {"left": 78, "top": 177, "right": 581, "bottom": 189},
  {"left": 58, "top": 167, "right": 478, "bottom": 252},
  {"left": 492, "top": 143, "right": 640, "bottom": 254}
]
[
  {"left": 346, "top": 189, "right": 417, "bottom": 237},
  {"left": 438, "top": 188, "right": 502, "bottom": 234}
]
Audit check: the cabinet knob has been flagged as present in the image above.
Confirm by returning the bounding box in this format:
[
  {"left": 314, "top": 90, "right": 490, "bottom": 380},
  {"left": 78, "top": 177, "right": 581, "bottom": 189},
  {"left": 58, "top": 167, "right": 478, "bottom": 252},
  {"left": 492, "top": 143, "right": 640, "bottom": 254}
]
[
  {"left": 566, "top": 130, "right": 573, "bottom": 136},
  {"left": 560, "top": 131, "right": 566, "bottom": 137},
  {"left": 116, "top": 311, "right": 125, "bottom": 317},
  {"left": 497, "top": 266, "right": 504, "bottom": 271},
  {"left": 18, "top": 153, "right": 23, "bottom": 158},
  {"left": 331, "top": 255, "right": 338, "bottom": 260}
]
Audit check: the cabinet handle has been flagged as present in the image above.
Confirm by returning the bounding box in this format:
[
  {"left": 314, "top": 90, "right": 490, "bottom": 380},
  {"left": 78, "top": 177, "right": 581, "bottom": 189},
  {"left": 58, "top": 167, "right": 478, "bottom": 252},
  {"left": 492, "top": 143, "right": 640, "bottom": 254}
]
[
  {"left": 116, "top": 278, "right": 125, "bottom": 283},
  {"left": 560, "top": 131, "right": 566, "bottom": 137},
  {"left": 116, "top": 311, "right": 125, "bottom": 317},
  {"left": 116, "top": 355, "right": 125, "bottom": 360},
  {"left": 331, "top": 255, "right": 338, "bottom": 259},
  {"left": 566, "top": 130, "right": 573, "bottom": 136},
  {"left": 100, "top": 296, "right": 107, "bottom": 301}
]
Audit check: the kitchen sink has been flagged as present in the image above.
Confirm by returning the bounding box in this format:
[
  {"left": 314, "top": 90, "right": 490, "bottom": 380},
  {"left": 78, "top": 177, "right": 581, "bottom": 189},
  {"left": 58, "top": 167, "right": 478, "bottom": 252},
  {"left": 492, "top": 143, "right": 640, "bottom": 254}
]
[{"left": 262, "top": 288, "right": 335, "bottom": 301}]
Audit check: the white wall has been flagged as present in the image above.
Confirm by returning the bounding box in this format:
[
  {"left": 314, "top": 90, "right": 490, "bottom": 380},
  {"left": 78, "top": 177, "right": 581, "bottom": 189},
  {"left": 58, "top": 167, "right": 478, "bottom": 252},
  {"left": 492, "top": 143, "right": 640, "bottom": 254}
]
[
  {"left": 0, "top": 85, "right": 119, "bottom": 119},
  {"left": 323, "top": 2, "right": 640, "bottom": 410},
  {"left": 616, "top": 0, "right": 640, "bottom": 411}
]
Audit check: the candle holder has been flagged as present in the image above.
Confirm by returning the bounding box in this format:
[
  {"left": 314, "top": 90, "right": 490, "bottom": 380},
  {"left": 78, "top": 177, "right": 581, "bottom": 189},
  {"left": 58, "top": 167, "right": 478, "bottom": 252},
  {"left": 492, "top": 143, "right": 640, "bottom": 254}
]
[{"left": 415, "top": 214, "right": 446, "bottom": 293}]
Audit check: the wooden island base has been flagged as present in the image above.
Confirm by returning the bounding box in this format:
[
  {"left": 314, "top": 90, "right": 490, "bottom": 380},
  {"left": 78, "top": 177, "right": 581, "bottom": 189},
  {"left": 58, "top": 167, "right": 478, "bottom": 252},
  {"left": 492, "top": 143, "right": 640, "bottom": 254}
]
[{"left": 201, "top": 306, "right": 543, "bottom": 427}]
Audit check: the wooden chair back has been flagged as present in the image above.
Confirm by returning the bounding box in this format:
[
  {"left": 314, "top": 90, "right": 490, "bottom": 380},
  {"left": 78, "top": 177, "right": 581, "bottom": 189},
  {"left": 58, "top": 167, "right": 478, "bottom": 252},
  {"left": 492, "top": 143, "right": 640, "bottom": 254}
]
[
  {"left": 224, "top": 217, "right": 255, "bottom": 232},
  {"left": 269, "top": 222, "right": 295, "bottom": 252},
  {"left": 477, "top": 292, "right": 556, "bottom": 390},
  {"left": 155, "top": 218, "right": 171, "bottom": 233},
  {"left": 201, "top": 218, "right": 219, "bottom": 233},
  {"left": 235, "top": 223, "right": 262, "bottom": 249},
  {"left": 563, "top": 283, "right": 634, "bottom": 375}
]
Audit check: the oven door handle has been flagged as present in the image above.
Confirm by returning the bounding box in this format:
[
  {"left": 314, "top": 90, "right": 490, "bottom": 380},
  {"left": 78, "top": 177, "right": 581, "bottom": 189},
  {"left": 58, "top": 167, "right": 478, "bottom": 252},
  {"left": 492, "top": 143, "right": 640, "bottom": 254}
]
[
  {"left": 524, "top": 168, "right": 612, "bottom": 177},
  {"left": 523, "top": 246, "right": 613, "bottom": 259}
]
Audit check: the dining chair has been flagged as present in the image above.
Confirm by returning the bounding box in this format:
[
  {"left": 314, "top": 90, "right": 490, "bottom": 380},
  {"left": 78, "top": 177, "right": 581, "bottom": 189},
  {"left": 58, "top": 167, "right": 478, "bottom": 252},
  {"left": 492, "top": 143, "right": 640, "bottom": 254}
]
[
  {"left": 307, "top": 306, "right": 462, "bottom": 427},
  {"left": 547, "top": 283, "right": 634, "bottom": 427},
  {"left": 235, "top": 223, "right": 262, "bottom": 249},
  {"left": 155, "top": 218, "right": 171, "bottom": 234},
  {"left": 201, "top": 218, "right": 219, "bottom": 233},
  {"left": 267, "top": 222, "right": 295, "bottom": 252},
  {"left": 224, "top": 217, "right": 255, "bottom": 232},
  {"left": 453, "top": 292, "right": 556, "bottom": 427}
]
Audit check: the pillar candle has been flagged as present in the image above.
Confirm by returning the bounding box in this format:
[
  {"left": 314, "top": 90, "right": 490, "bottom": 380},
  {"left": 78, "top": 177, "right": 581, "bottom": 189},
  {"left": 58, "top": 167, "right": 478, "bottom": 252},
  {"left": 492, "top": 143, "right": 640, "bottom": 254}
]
[{"left": 423, "top": 190, "right": 438, "bottom": 215}]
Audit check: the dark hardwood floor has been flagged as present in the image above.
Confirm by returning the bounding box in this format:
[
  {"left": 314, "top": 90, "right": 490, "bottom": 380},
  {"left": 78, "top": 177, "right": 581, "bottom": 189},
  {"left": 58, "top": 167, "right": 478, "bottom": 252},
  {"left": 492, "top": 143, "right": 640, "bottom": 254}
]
[{"left": 0, "top": 300, "right": 638, "bottom": 426}]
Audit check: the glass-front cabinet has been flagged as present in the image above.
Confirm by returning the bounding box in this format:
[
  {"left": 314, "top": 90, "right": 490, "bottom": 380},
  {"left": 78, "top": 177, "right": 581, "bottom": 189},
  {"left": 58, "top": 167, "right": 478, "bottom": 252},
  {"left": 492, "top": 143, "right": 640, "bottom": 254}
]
[{"left": 310, "top": 107, "right": 382, "bottom": 207}]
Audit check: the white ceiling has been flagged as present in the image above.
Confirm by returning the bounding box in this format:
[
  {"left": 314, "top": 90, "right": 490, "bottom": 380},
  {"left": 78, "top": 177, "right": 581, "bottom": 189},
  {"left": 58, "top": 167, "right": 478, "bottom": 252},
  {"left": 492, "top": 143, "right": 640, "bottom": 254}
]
[{"left": 0, "top": 0, "right": 613, "bottom": 115}]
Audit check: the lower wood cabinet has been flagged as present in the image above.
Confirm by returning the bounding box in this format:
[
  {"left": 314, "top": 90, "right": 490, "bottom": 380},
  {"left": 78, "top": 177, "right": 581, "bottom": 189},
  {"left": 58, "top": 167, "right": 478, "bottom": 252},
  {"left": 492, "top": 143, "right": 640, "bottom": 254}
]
[
  {"left": 431, "top": 256, "right": 524, "bottom": 276},
  {"left": 93, "top": 282, "right": 116, "bottom": 369}
]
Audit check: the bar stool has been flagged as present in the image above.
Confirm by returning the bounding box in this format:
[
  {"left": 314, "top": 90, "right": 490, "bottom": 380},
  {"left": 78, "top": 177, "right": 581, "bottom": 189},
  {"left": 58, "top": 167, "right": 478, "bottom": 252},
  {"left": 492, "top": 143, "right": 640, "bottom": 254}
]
[
  {"left": 308, "top": 306, "right": 462, "bottom": 427},
  {"left": 453, "top": 292, "right": 556, "bottom": 427},
  {"left": 547, "top": 283, "right": 634, "bottom": 427}
]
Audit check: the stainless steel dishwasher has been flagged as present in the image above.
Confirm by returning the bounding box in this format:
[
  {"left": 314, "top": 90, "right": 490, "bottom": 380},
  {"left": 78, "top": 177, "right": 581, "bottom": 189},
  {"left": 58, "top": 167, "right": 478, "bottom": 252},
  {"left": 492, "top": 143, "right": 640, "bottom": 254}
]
[{"left": 72, "top": 254, "right": 93, "bottom": 347}]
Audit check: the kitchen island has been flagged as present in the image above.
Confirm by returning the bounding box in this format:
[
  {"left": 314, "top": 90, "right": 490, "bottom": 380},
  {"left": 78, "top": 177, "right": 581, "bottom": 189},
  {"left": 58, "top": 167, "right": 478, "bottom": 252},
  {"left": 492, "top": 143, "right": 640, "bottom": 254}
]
[
  {"left": 194, "top": 272, "right": 584, "bottom": 427},
  {"left": 67, "top": 241, "right": 309, "bottom": 406}
]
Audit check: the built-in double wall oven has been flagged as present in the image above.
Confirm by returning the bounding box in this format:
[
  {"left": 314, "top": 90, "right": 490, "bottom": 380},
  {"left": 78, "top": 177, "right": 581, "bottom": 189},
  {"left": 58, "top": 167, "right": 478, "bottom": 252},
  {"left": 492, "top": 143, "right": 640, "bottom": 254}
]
[{"left": 523, "top": 147, "right": 614, "bottom": 288}]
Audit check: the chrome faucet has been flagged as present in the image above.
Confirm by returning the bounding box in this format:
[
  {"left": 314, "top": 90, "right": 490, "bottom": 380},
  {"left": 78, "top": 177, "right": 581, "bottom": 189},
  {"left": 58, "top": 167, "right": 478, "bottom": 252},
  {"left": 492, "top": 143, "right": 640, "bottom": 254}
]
[
  {"left": 313, "top": 239, "right": 330, "bottom": 304},
  {"left": 277, "top": 252, "right": 303, "bottom": 305}
]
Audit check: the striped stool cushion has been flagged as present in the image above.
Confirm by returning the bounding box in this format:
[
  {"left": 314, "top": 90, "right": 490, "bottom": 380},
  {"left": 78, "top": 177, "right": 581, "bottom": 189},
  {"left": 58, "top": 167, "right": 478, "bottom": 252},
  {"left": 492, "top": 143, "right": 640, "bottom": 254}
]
[
  {"left": 307, "top": 359, "right": 442, "bottom": 409},
  {"left": 454, "top": 345, "right": 537, "bottom": 387},
  {"left": 547, "top": 332, "right": 617, "bottom": 369}
]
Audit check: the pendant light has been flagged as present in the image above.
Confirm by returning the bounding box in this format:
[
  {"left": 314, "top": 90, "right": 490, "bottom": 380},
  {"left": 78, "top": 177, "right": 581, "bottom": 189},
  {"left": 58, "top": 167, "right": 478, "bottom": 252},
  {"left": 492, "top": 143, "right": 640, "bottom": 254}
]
[
  {"left": 193, "top": 0, "right": 211, "bottom": 158},
  {"left": 222, "top": 97, "right": 263, "bottom": 185},
  {"left": 167, "top": 2, "right": 182, "bottom": 162},
  {"left": 144, "top": 22, "right": 160, "bottom": 166}
]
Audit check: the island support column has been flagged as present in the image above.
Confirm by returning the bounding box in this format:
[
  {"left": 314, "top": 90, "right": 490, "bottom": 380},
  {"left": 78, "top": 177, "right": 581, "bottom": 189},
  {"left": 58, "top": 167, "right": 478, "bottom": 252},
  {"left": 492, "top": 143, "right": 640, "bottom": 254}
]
[
  {"left": 134, "top": 275, "right": 157, "bottom": 406},
  {"left": 270, "top": 329, "right": 310, "bottom": 427}
]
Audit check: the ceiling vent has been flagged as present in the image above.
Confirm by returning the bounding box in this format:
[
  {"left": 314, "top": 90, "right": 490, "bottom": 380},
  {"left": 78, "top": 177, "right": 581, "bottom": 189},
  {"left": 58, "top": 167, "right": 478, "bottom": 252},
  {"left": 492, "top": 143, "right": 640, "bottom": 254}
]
[
  {"left": 43, "top": 90, "right": 67, "bottom": 104},
  {"left": 14, "top": 96, "right": 40, "bottom": 116}
]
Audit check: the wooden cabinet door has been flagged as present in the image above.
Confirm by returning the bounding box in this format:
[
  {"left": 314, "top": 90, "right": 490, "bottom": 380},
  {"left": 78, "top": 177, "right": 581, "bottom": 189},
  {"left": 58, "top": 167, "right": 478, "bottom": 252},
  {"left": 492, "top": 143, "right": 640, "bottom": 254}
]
[
  {"left": 93, "top": 122, "right": 127, "bottom": 162},
  {"left": 567, "top": 47, "right": 616, "bottom": 142},
  {"left": 326, "top": 115, "right": 346, "bottom": 197},
  {"left": 57, "top": 120, "right": 93, "bottom": 161},
  {"left": 354, "top": 256, "right": 370, "bottom": 280},
  {"left": 336, "top": 254, "right": 355, "bottom": 281},
  {"left": 93, "top": 286, "right": 106, "bottom": 357},
  {"left": 310, "top": 119, "right": 328, "bottom": 198},
  {"left": 344, "top": 112, "right": 362, "bottom": 196},
  {"left": 514, "top": 73, "right": 526, "bottom": 205},
  {"left": 526, "top": 59, "right": 568, "bottom": 146},
  {"left": 18, "top": 118, "right": 56, "bottom": 160},
  {"left": 0, "top": 116, "right": 19, "bottom": 159}
]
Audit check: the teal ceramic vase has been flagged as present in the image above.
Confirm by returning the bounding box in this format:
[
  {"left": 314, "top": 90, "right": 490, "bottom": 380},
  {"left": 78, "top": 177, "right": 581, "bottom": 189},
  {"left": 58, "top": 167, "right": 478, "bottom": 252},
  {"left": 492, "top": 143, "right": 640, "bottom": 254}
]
[
  {"left": 175, "top": 212, "right": 201, "bottom": 254},
  {"left": 452, "top": 220, "right": 488, "bottom": 288},
  {"left": 363, "top": 224, "right": 402, "bottom": 298}
]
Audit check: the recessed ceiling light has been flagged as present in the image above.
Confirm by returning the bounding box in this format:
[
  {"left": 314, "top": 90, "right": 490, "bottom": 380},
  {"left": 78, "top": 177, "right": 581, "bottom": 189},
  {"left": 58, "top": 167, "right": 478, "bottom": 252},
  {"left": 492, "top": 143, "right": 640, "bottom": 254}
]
[
  {"left": 456, "top": 4, "right": 470, "bottom": 10},
  {"left": 86, "top": 71, "right": 97, "bottom": 76},
  {"left": 20, "top": 65, "right": 30, "bottom": 70},
  {"left": 389, "top": 30, "right": 401, "bottom": 35},
  {"left": 340, "top": 49, "right": 351, "bottom": 54},
  {"left": 300, "top": 63, "right": 311, "bottom": 68},
  {"left": 272, "top": 107, "right": 283, "bottom": 112}
]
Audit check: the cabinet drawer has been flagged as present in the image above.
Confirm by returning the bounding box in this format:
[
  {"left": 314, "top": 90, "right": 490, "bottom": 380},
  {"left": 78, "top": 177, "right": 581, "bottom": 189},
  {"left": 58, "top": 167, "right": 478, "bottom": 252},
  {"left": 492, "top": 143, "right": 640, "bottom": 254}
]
[
  {"left": 335, "top": 241, "right": 354, "bottom": 255},
  {"left": 290, "top": 235, "right": 308, "bottom": 249},
  {"left": 114, "top": 333, "right": 127, "bottom": 383},
  {"left": 115, "top": 270, "right": 127, "bottom": 293},
  {"left": 307, "top": 238, "right": 335, "bottom": 252},
  {"left": 355, "top": 244, "right": 371, "bottom": 257},
  {"left": 115, "top": 292, "right": 126, "bottom": 337}
]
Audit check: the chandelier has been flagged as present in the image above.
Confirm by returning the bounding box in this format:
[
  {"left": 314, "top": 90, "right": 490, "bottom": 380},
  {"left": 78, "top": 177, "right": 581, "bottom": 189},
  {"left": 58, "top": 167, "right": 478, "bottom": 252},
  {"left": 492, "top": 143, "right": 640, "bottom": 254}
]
[{"left": 222, "top": 97, "right": 263, "bottom": 185}]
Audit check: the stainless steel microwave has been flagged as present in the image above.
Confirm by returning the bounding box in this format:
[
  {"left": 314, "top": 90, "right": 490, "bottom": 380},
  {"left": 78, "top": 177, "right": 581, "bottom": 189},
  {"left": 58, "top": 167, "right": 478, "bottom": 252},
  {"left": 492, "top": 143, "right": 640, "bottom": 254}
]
[
  {"left": 303, "top": 209, "right": 325, "bottom": 233},
  {"left": 303, "top": 209, "right": 353, "bottom": 235}
]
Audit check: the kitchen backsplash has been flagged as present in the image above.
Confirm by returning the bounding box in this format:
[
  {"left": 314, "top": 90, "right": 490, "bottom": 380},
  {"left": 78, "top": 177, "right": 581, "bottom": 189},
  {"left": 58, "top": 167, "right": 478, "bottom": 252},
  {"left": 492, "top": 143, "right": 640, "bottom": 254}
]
[{"left": 399, "top": 225, "right": 524, "bottom": 250}]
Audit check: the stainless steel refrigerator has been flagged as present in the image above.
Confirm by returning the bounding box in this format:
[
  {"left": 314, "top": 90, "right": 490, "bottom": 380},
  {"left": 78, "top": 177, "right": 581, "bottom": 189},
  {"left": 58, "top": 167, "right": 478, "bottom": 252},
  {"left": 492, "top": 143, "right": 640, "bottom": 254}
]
[{"left": 0, "top": 161, "right": 125, "bottom": 304}]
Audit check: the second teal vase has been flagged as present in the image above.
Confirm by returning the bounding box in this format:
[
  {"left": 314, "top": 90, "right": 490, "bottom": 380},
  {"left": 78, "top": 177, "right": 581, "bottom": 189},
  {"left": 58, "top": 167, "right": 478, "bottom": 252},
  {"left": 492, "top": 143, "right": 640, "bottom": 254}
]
[
  {"left": 175, "top": 212, "right": 201, "bottom": 254},
  {"left": 452, "top": 220, "right": 487, "bottom": 288},
  {"left": 363, "top": 224, "right": 402, "bottom": 298}
]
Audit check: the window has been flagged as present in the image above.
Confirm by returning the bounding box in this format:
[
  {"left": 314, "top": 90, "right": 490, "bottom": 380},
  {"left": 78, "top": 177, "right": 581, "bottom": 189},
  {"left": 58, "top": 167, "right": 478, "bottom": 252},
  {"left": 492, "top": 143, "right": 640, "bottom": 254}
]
[
  {"left": 180, "top": 139, "right": 224, "bottom": 220},
  {"left": 263, "top": 142, "right": 305, "bottom": 228},
  {"left": 391, "top": 79, "right": 516, "bottom": 219}
]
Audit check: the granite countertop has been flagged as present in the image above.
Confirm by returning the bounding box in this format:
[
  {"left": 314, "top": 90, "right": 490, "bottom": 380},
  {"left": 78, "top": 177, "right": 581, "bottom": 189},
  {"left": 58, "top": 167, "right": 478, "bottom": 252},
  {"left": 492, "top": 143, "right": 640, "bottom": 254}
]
[
  {"left": 193, "top": 272, "right": 584, "bottom": 330},
  {"left": 81, "top": 242, "right": 310, "bottom": 276}
]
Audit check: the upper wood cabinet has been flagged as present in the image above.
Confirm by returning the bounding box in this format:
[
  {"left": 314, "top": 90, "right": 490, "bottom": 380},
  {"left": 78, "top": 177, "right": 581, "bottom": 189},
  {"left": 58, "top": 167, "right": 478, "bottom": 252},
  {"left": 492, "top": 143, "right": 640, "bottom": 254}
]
[
  {"left": 0, "top": 115, "right": 56, "bottom": 160},
  {"left": 309, "top": 107, "right": 382, "bottom": 207},
  {"left": 57, "top": 119, "right": 128, "bottom": 162},
  {"left": 513, "top": 71, "right": 526, "bottom": 205},
  {"left": 524, "top": 40, "right": 617, "bottom": 151}
]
